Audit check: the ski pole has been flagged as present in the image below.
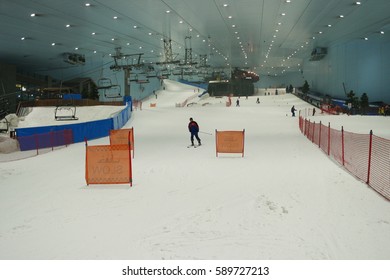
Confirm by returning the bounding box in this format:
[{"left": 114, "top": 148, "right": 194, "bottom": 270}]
[{"left": 199, "top": 131, "right": 212, "bottom": 135}]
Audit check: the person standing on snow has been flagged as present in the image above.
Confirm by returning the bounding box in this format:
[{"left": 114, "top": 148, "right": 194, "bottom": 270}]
[
  {"left": 291, "top": 105, "right": 297, "bottom": 117},
  {"left": 188, "top": 117, "right": 201, "bottom": 146}
]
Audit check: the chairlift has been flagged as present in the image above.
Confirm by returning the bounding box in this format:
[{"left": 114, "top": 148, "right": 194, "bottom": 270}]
[
  {"left": 136, "top": 79, "right": 150, "bottom": 84},
  {"left": 158, "top": 69, "right": 170, "bottom": 79},
  {"left": 172, "top": 69, "right": 182, "bottom": 76},
  {"left": 0, "top": 118, "right": 9, "bottom": 133},
  {"left": 104, "top": 84, "right": 122, "bottom": 99},
  {"left": 97, "top": 78, "right": 113, "bottom": 89},
  {"left": 128, "top": 74, "right": 138, "bottom": 82},
  {"left": 54, "top": 105, "right": 78, "bottom": 121},
  {"left": 146, "top": 72, "right": 158, "bottom": 78}
]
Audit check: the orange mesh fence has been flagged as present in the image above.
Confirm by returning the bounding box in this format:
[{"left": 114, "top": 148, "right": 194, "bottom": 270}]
[
  {"left": 370, "top": 135, "right": 390, "bottom": 198},
  {"left": 17, "top": 129, "right": 73, "bottom": 152},
  {"left": 329, "top": 127, "right": 343, "bottom": 165},
  {"left": 109, "top": 128, "right": 134, "bottom": 158},
  {"left": 133, "top": 100, "right": 142, "bottom": 110},
  {"left": 299, "top": 116, "right": 390, "bottom": 200},
  {"left": 85, "top": 143, "right": 132, "bottom": 186},
  {"left": 343, "top": 131, "right": 370, "bottom": 183},
  {"left": 215, "top": 129, "right": 245, "bottom": 157},
  {"left": 319, "top": 122, "right": 329, "bottom": 155}
]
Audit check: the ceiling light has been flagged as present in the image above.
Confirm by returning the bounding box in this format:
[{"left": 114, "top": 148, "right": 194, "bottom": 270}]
[
  {"left": 232, "top": 25, "right": 236, "bottom": 28},
  {"left": 223, "top": 4, "right": 228, "bottom": 7},
  {"left": 165, "top": 10, "right": 170, "bottom": 13},
  {"left": 93, "top": 50, "right": 97, "bottom": 53},
  {"left": 327, "top": 24, "right": 332, "bottom": 27},
  {"left": 51, "top": 43, "right": 56, "bottom": 46},
  {"left": 65, "top": 24, "right": 71, "bottom": 28},
  {"left": 91, "top": 32, "right": 96, "bottom": 35},
  {"left": 286, "top": 0, "right": 291, "bottom": 2},
  {"left": 148, "top": 32, "right": 152, "bottom": 35},
  {"left": 339, "top": 15, "right": 344, "bottom": 18},
  {"left": 133, "top": 25, "right": 138, "bottom": 29},
  {"left": 281, "top": 13, "right": 286, "bottom": 16},
  {"left": 380, "top": 31, "right": 385, "bottom": 34},
  {"left": 113, "top": 16, "right": 118, "bottom": 19},
  {"left": 179, "top": 20, "right": 183, "bottom": 23},
  {"left": 30, "top": 13, "right": 36, "bottom": 17},
  {"left": 355, "top": 1, "right": 361, "bottom": 5},
  {"left": 75, "top": 47, "right": 79, "bottom": 50},
  {"left": 364, "top": 37, "right": 368, "bottom": 40},
  {"left": 85, "top": 3, "right": 91, "bottom": 7},
  {"left": 228, "top": 16, "right": 232, "bottom": 19},
  {"left": 21, "top": 37, "right": 25, "bottom": 40}
]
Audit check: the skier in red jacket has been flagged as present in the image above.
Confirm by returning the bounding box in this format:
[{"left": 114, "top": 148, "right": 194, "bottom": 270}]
[{"left": 188, "top": 117, "right": 201, "bottom": 146}]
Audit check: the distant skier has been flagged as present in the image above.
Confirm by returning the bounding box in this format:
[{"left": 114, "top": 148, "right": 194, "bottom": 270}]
[
  {"left": 236, "top": 99, "right": 240, "bottom": 107},
  {"left": 188, "top": 117, "right": 201, "bottom": 146},
  {"left": 291, "top": 105, "right": 297, "bottom": 117},
  {"left": 312, "top": 107, "right": 316, "bottom": 116},
  {"left": 256, "top": 97, "right": 260, "bottom": 104}
]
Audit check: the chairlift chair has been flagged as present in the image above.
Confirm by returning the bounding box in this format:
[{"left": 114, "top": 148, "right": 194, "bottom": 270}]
[
  {"left": 97, "top": 78, "right": 113, "bottom": 89},
  {"left": 54, "top": 105, "right": 79, "bottom": 121},
  {"left": 0, "top": 118, "right": 9, "bottom": 133},
  {"left": 104, "top": 84, "right": 122, "bottom": 99}
]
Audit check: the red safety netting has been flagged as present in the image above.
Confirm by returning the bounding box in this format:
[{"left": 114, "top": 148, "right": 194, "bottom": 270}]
[
  {"left": 16, "top": 129, "right": 73, "bottom": 153},
  {"left": 299, "top": 116, "right": 390, "bottom": 200},
  {"left": 343, "top": 131, "right": 370, "bottom": 183},
  {"left": 370, "top": 135, "right": 390, "bottom": 198}
]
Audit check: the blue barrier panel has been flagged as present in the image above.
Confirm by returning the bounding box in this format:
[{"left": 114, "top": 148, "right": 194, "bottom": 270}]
[
  {"left": 18, "top": 135, "right": 37, "bottom": 151},
  {"left": 16, "top": 126, "right": 60, "bottom": 137},
  {"left": 17, "top": 130, "right": 73, "bottom": 151},
  {"left": 15, "top": 103, "right": 132, "bottom": 150},
  {"left": 178, "top": 79, "right": 208, "bottom": 90},
  {"left": 63, "top": 94, "right": 82, "bottom": 100},
  {"left": 67, "top": 118, "right": 113, "bottom": 142},
  {"left": 123, "top": 96, "right": 132, "bottom": 105}
]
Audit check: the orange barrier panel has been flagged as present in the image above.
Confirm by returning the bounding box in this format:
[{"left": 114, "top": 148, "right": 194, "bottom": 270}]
[
  {"left": 215, "top": 129, "right": 245, "bottom": 157},
  {"left": 109, "top": 128, "right": 134, "bottom": 158},
  {"left": 150, "top": 103, "right": 156, "bottom": 107},
  {"left": 85, "top": 142, "right": 132, "bottom": 186}
]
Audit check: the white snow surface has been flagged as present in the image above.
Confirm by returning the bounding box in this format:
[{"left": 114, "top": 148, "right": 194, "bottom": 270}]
[{"left": 0, "top": 80, "right": 390, "bottom": 260}]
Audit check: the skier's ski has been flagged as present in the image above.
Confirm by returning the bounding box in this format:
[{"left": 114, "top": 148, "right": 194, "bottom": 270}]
[{"left": 187, "top": 144, "right": 201, "bottom": 148}]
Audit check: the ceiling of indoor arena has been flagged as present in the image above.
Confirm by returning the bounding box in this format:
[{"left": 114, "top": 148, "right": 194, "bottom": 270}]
[{"left": 0, "top": 0, "right": 389, "bottom": 76}]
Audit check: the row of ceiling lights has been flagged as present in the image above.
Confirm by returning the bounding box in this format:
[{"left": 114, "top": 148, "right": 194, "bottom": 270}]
[
  {"left": 25, "top": 2, "right": 257, "bottom": 70},
  {"left": 25, "top": 3, "right": 227, "bottom": 66},
  {"left": 222, "top": 3, "right": 249, "bottom": 67},
  {"left": 262, "top": 0, "right": 386, "bottom": 76}
]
